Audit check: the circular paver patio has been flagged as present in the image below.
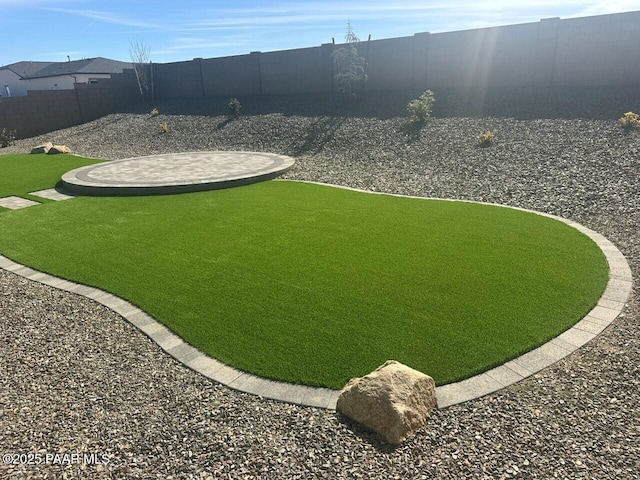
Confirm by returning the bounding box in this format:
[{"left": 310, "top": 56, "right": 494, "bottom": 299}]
[{"left": 61, "top": 151, "right": 295, "bottom": 196}]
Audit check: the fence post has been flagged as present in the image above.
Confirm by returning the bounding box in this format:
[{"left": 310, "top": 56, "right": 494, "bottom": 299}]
[
  {"left": 536, "top": 17, "right": 560, "bottom": 87},
  {"left": 413, "top": 32, "right": 431, "bottom": 91},
  {"left": 250, "top": 51, "right": 263, "bottom": 96},
  {"left": 194, "top": 57, "right": 206, "bottom": 97},
  {"left": 74, "top": 84, "right": 85, "bottom": 124},
  {"left": 150, "top": 62, "right": 155, "bottom": 101},
  {"left": 321, "top": 42, "right": 335, "bottom": 94}
]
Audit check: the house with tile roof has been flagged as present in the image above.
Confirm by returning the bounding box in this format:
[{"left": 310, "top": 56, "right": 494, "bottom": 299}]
[{"left": 0, "top": 57, "right": 132, "bottom": 97}]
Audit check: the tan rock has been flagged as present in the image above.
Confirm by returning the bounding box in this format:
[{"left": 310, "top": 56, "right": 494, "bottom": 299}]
[
  {"left": 337, "top": 360, "right": 437, "bottom": 445},
  {"left": 31, "top": 142, "right": 54, "bottom": 154},
  {"left": 47, "top": 145, "right": 71, "bottom": 155}
]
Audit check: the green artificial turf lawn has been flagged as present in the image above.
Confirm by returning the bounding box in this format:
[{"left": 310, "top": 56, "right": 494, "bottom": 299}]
[
  {"left": 0, "top": 179, "right": 608, "bottom": 388},
  {"left": 0, "top": 153, "right": 102, "bottom": 202}
]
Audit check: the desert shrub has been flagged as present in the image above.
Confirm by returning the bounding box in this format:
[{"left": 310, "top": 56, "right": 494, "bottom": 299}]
[
  {"left": 228, "top": 98, "right": 241, "bottom": 116},
  {"left": 150, "top": 108, "right": 159, "bottom": 117},
  {"left": 478, "top": 131, "right": 495, "bottom": 147},
  {"left": 159, "top": 122, "right": 169, "bottom": 133},
  {"left": 0, "top": 128, "right": 16, "bottom": 148},
  {"left": 407, "top": 90, "right": 436, "bottom": 123},
  {"left": 619, "top": 111, "right": 640, "bottom": 129}
]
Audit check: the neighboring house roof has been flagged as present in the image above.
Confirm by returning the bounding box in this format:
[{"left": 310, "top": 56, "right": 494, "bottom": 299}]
[
  {"left": 0, "top": 57, "right": 133, "bottom": 80},
  {"left": 1, "top": 61, "right": 55, "bottom": 79}
]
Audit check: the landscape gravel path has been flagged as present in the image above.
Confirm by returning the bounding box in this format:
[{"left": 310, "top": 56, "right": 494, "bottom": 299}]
[{"left": 1, "top": 95, "right": 638, "bottom": 478}]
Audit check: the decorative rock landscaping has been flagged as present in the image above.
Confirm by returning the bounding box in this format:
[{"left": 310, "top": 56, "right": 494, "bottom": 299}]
[
  {"left": 1, "top": 93, "right": 638, "bottom": 478},
  {"left": 47, "top": 144, "right": 71, "bottom": 154},
  {"left": 30, "top": 142, "right": 53, "bottom": 154},
  {"left": 30, "top": 143, "right": 71, "bottom": 155},
  {"left": 337, "top": 361, "right": 437, "bottom": 445}
]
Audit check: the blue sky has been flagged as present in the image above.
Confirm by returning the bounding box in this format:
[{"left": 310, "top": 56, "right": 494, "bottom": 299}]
[{"left": 1, "top": 0, "right": 638, "bottom": 66}]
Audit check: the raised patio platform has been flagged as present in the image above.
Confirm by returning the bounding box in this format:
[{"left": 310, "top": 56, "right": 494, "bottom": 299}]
[{"left": 61, "top": 151, "right": 295, "bottom": 196}]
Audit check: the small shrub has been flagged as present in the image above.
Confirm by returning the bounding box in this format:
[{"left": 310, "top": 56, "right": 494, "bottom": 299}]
[
  {"left": 0, "top": 128, "right": 16, "bottom": 148},
  {"left": 619, "top": 111, "right": 640, "bottom": 129},
  {"left": 478, "top": 131, "right": 495, "bottom": 147},
  {"left": 407, "top": 90, "right": 436, "bottom": 123},
  {"left": 160, "top": 122, "right": 169, "bottom": 133},
  {"left": 228, "top": 98, "right": 241, "bottom": 116},
  {"left": 150, "top": 108, "right": 159, "bottom": 117}
]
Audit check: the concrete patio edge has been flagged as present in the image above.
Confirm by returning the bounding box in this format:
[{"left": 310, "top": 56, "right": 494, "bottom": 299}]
[{"left": 0, "top": 181, "right": 632, "bottom": 410}]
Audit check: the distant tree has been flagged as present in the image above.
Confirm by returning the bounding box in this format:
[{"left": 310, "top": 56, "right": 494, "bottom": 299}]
[
  {"left": 344, "top": 20, "right": 359, "bottom": 43},
  {"left": 331, "top": 21, "right": 367, "bottom": 103},
  {"left": 129, "top": 38, "right": 151, "bottom": 102}
]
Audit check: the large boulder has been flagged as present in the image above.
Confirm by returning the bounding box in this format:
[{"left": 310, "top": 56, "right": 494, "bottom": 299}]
[
  {"left": 337, "top": 360, "right": 437, "bottom": 445},
  {"left": 47, "top": 145, "right": 71, "bottom": 155},
  {"left": 31, "top": 142, "right": 53, "bottom": 154}
]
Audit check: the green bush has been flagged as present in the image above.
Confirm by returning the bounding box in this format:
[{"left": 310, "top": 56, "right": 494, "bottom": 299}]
[
  {"left": 331, "top": 22, "right": 367, "bottom": 104},
  {"left": 332, "top": 45, "right": 367, "bottom": 103},
  {"left": 407, "top": 90, "right": 436, "bottom": 123},
  {"left": 619, "top": 111, "right": 640, "bottom": 129},
  {"left": 228, "top": 98, "right": 241, "bottom": 116},
  {"left": 0, "top": 128, "right": 16, "bottom": 148}
]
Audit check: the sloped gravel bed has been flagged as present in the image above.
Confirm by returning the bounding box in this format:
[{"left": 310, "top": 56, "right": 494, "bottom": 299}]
[{"left": 1, "top": 94, "right": 639, "bottom": 479}]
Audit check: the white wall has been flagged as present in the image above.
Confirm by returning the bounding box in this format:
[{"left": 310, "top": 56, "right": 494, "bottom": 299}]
[
  {"left": 0, "top": 73, "right": 113, "bottom": 97},
  {"left": 0, "top": 69, "right": 26, "bottom": 96},
  {"left": 22, "top": 74, "right": 112, "bottom": 93}
]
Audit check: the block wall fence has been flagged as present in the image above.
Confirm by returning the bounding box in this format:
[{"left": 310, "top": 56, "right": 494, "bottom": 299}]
[
  {"left": 0, "top": 70, "right": 140, "bottom": 140},
  {"left": 1, "top": 11, "right": 639, "bottom": 140},
  {"left": 153, "top": 11, "right": 640, "bottom": 99}
]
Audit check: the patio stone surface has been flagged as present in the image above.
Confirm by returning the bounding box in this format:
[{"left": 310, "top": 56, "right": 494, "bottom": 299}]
[
  {"left": 29, "top": 188, "right": 75, "bottom": 201},
  {"left": 0, "top": 196, "right": 40, "bottom": 209},
  {"left": 60, "top": 151, "right": 295, "bottom": 196}
]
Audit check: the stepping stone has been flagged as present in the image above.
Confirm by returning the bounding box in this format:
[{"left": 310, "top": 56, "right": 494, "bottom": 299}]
[
  {"left": 29, "top": 188, "right": 75, "bottom": 201},
  {"left": 0, "top": 196, "right": 40, "bottom": 210}
]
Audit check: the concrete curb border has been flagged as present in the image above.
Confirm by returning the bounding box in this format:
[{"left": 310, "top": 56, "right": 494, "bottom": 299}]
[{"left": 0, "top": 181, "right": 632, "bottom": 410}]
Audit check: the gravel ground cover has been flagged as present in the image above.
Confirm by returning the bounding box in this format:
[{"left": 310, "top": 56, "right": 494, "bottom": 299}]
[{"left": 0, "top": 92, "right": 639, "bottom": 478}]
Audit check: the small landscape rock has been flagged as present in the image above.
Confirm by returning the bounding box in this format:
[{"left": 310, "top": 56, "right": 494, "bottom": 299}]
[
  {"left": 47, "top": 144, "right": 71, "bottom": 154},
  {"left": 337, "top": 360, "right": 437, "bottom": 445},
  {"left": 30, "top": 142, "right": 53, "bottom": 154}
]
